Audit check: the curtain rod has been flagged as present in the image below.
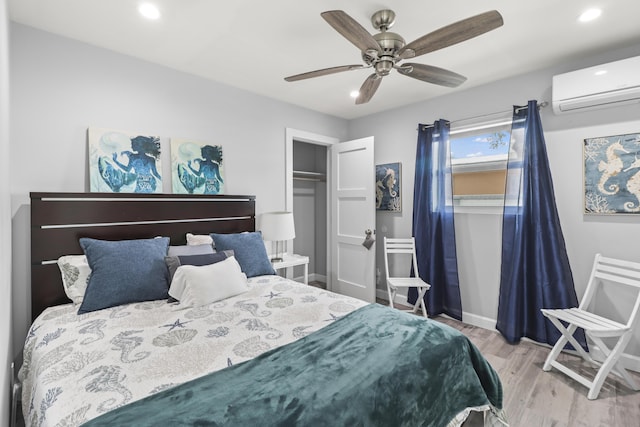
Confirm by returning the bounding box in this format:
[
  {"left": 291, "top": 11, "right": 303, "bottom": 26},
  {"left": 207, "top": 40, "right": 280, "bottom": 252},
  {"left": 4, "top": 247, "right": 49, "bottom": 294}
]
[{"left": 419, "top": 101, "right": 549, "bottom": 131}]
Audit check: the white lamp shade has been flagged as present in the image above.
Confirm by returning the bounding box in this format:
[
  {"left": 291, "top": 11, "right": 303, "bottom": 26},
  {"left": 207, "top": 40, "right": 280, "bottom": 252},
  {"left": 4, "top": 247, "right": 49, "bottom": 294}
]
[{"left": 259, "top": 212, "right": 295, "bottom": 241}]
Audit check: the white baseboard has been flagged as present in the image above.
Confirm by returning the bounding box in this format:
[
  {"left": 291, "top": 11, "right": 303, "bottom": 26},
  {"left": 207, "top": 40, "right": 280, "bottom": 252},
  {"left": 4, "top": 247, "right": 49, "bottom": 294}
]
[
  {"left": 308, "top": 273, "right": 326, "bottom": 284},
  {"left": 375, "top": 289, "right": 495, "bottom": 327},
  {"left": 589, "top": 344, "right": 640, "bottom": 373},
  {"left": 375, "top": 288, "right": 408, "bottom": 306},
  {"left": 460, "top": 312, "right": 498, "bottom": 332},
  {"left": 460, "top": 315, "right": 640, "bottom": 373}
]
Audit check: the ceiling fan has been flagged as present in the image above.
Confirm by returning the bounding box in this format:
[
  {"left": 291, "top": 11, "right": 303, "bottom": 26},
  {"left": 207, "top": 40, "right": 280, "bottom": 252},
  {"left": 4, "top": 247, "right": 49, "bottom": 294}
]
[{"left": 284, "top": 9, "right": 504, "bottom": 104}]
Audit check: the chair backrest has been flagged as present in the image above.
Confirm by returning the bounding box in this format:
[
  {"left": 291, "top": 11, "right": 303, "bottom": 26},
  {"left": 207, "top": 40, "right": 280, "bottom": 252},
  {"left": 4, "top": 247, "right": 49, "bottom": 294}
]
[
  {"left": 383, "top": 237, "right": 419, "bottom": 280},
  {"left": 581, "top": 253, "right": 640, "bottom": 329}
]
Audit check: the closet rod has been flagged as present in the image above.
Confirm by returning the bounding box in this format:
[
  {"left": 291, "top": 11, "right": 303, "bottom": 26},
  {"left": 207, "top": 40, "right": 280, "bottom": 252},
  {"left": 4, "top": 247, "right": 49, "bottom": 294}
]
[
  {"left": 293, "top": 176, "right": 325, "bottom": 182},
  {"left": 419, "top": 101, "right": 548, "bottom": 131}
]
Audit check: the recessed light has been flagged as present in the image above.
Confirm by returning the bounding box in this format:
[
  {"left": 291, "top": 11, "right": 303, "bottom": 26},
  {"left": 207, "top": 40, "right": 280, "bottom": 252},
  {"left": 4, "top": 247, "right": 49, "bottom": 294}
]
[
  {"left": 578, "top": 8, "right": 601, "bottom": 23},
  {"left": 350, "top": 91, "right": 359, "bottom": 98},
  {"left": 594, "top": 70, "right": 607, "bottom": 76},
  {"left": 139, "top": 3, "right": 161, "bottom": 20}
]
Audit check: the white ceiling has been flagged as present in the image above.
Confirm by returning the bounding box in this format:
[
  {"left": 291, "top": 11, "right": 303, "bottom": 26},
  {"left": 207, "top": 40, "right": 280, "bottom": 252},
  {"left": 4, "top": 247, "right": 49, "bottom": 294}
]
[{"left": 8, "top": 0, "right": 640, "bottom": 120}]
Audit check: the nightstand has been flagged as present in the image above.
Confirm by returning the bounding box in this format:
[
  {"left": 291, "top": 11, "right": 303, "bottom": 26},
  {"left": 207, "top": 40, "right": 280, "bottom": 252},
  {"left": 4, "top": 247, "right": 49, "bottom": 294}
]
[{"left": 272, "top": 254, "right": 309, "bottom": 284}]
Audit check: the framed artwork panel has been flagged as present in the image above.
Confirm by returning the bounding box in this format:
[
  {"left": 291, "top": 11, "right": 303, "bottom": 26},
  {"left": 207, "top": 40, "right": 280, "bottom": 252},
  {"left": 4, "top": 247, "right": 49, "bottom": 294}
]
[
  {"left": 171, "top": 139, "right": 225, "bottom": 194},
  {"left": 584, "top": 132, "right": 640, "bottom": 214},
  {"left": 88, "top": 127, "right": 163, "bottom": 193},
  {"left": 376, "top": 162, "right": 401, "bottom": 212}
]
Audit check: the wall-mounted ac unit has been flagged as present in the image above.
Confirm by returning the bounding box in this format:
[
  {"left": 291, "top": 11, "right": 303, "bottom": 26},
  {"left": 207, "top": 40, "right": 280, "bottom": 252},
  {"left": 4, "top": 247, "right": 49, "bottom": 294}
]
[{"left": 552, "top": 55, "right": 640, "bottom": 114}]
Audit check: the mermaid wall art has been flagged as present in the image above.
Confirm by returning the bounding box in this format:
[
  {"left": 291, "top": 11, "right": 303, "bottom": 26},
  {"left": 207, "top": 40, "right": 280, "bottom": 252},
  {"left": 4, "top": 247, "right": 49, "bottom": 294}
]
[
  {"left": 171, "top": 138, "right": 225, "bottom": 194},
  {"left": 88, "top": 128, "right": 163, "bottom": 193}
]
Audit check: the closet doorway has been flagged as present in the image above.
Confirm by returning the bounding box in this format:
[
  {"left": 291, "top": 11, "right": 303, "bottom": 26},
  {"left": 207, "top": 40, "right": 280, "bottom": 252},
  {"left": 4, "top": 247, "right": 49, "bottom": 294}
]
[{"left": 285, "top": 128, "right": 338, "bottom": 290}]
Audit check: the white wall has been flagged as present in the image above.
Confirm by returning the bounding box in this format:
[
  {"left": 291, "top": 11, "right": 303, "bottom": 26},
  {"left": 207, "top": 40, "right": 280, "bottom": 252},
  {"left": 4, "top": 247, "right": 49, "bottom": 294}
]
[
  {"left": 349, "top": 43, "right": 640, "bottom": 358},
  {"left": 1, "top": 1, "right": 12, "bottom": 425},
  {"left": 9, "top": 23, "right": 348, "bottom": 359}
]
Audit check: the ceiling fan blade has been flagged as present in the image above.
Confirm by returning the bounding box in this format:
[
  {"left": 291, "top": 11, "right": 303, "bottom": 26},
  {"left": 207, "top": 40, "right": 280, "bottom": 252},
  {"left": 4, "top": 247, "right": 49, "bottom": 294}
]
[
  {"left": 397, "top": 63, "right": 467, "bottom": 87},
  {"left": 284, "top": 64, "right": 365, "bottom": 82},
  {"left": 356, "top": 74, "right": 382, "bottom": 104},
  {"left": 321, "top": 10, "right": 381, "bottom": 54},
  {"left": 398, "top": 10, "right": 503, "bottom": 59}
]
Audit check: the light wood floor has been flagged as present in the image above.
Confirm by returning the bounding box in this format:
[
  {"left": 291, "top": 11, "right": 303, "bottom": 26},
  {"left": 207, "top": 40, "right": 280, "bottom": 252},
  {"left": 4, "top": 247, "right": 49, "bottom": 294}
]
[{"left": 382, "top": 300, "right": 640, "bottom": 427}]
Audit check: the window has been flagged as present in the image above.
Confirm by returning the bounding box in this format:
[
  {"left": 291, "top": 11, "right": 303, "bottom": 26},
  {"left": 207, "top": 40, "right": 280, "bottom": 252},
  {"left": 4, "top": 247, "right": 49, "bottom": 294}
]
[{"left": 449, "top": 119, "right": 512, "bottom": 207}]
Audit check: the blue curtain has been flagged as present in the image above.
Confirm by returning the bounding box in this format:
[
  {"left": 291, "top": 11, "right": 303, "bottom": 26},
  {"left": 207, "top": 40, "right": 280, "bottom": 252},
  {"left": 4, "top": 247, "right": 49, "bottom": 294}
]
[
  {"left": 497, "top": 100, "right": 586, "bottom": 348},
  {"left": 410, "top": 120, "right": 462, "bottom": 320}
]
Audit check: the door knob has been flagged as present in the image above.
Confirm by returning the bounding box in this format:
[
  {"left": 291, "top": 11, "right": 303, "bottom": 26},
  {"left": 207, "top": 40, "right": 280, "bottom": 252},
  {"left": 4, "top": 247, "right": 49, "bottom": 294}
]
[{"left": 362, "top": 229, "right": 375, "bottom": 250}]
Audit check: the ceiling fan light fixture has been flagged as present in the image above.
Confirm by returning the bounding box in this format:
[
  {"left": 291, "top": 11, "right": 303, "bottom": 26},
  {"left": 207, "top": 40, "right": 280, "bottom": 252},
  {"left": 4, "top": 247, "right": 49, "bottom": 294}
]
[
  {"left": 139, "top": 3, "right": 161, "bottom": 20},
  {"left": 375, "top": 59, "right": 394, "bottom": 76},
  {"left": 578, "top": 8, "right": 602, "bottom": 23},
  {"left": 350, "top": 90, "right": 360, "bottom": 98}
]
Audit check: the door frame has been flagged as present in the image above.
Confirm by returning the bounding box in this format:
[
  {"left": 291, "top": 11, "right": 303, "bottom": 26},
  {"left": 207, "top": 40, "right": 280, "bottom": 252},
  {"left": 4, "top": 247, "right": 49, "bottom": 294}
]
[{"left": 285, "top": 128, "right": 338, "bottom": 289}]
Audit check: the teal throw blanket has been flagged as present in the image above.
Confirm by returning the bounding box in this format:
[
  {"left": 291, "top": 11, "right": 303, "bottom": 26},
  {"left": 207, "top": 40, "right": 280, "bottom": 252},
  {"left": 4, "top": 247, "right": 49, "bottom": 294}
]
[{"left": 83, "top": 304, "right": 503, "bottom": 427}]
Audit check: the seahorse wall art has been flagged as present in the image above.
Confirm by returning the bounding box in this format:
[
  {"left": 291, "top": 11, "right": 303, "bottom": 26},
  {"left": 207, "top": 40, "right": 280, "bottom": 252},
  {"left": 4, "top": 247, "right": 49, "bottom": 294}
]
[
  {"left": 622, "top": 155, "right": 640, "bottom": 212},
  {"left": 375, "top": 162, "right": 402, "bottom": 212},
  {"left": 584, "top": 133, "right": 640, "bottom": 214},
  {"left": 597, "top": 140, "right": 627, "bottom": 195}
]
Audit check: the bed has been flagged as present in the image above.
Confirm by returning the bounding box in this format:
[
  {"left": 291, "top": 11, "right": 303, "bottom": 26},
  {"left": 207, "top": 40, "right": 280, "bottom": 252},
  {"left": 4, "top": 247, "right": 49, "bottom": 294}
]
[{"left": 21, "top": 192, "right": 508, "bottom": 427}]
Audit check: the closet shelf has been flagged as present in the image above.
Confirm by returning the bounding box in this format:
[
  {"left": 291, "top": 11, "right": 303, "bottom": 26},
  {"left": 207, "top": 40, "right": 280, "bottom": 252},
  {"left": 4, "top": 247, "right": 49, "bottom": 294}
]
[{"left": 293, "top": 170, "right": 326, "bottom": 182}]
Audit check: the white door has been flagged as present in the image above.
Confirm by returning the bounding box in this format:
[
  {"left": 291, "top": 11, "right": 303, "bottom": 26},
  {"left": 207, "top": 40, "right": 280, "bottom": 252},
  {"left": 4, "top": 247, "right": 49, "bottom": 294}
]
[{"left": 329, "top": 136, "right": 376, "bottom": 302}]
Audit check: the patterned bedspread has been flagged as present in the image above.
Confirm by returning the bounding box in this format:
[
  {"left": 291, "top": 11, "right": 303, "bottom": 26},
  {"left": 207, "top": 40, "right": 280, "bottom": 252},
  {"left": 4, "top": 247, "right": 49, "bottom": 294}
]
[
  {"left": 83, "top": 304, "right": 507, "bottom": 427},
  {"left": 20, "top": 275, "right": 367, "bottom": 427}
]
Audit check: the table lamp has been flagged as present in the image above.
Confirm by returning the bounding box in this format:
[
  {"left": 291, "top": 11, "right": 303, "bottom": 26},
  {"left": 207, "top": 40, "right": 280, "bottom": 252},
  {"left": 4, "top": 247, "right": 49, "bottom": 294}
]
[{"left": 259, "top": 212, "right": 296, "bottom": 262}]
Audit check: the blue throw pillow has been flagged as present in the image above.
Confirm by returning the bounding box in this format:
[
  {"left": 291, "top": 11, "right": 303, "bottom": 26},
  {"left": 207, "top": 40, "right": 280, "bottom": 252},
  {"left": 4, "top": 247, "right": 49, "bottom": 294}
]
[
  {"left": 210, "top": 232, "right": 276, "bottom": 278},
  {"left": 78, "top": 237, "right": 170, "bottom": 314}
]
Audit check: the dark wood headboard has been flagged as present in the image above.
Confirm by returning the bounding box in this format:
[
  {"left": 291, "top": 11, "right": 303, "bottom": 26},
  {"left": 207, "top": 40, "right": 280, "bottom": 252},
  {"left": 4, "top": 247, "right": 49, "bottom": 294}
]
[{"left": 30, "top": 192, "right": 256, "bottom": 321}]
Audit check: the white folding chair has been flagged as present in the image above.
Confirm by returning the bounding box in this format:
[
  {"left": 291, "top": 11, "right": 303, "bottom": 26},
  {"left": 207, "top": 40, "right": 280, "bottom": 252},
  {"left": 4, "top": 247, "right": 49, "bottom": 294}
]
[
  {"left": 541, "top": 253, "right": 640, "bottom": 400},
  {"left": 383, "top": 237, "right": 431, "bottom": 318}
]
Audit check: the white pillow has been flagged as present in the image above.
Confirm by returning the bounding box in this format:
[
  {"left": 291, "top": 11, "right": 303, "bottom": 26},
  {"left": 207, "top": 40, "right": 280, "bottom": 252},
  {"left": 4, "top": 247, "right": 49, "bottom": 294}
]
[
  {"left": 168, "top": 244, "right": 215, "bottom": 256},
  {"left": 169, "top": 256, "right": 248, "bottom": 309},
  {"left": 186, "top": 233, "right": 214, "bottom": 246},
  {"left": 57, "top": 255, "right": 91, "bottom": 304}
]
